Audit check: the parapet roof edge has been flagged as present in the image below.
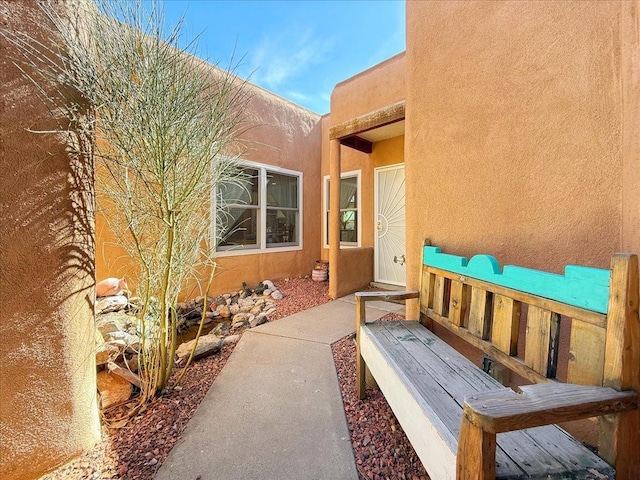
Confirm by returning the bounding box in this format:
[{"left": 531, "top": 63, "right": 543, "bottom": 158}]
[{"left": 333, "top": 51, "right": 406, "bottom": 92}]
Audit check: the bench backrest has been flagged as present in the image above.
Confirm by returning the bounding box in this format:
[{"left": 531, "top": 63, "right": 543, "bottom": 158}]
[
  {"left": 418, "top": 242, "right": 639, "bottom": 473},
  {"left": 419, "top": 243, "right": 638, "bottom": 392}
]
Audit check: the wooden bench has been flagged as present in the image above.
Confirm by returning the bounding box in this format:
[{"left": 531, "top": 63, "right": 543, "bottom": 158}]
[{"left": 356, "top": 242, "right": 639, "bottom": 480}]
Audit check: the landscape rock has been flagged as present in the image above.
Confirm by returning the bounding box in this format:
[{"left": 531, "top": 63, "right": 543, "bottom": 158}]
[
  {"left": 211, "top": 321, "right": 231, "bottom": 337},
  {"left": 96, "top": 343, "right": 121, "bottom": 366},
  {"left": 175, "top": 334, "right": 223, "bottom": 365},
  {"left": 231, "top": 312, "right": 254, "bottom": 328},
  {"left": 92, "top": 279, "right": 285, "bottom": 408},
  {"left": 96, "top": 294, "right": 129, "bottom": 314},
  {"left": 96, "top": 311, "right": 137, "bottom": 338},
  {"left": 104, "top": 331, "right": 140, "bottom": 352},
  {"left": 222, "top": 334, "right": 240, "bottom": 346},
  {"left": 250, "top": 312, "right": 268, "bottom": 328},
  {"left": 96, "top": 277, "right": 129, "bottom": 297},
  {"left": 97, "top": 370, "right": 133, "bottom": 409}
]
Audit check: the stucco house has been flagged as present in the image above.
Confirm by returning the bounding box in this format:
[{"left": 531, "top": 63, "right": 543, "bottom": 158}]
[{"left": 1, "top": 1, "right": 638, "bottom": 479}]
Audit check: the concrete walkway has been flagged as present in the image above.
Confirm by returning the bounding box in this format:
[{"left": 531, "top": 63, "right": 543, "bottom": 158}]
[{"left": 155, "top": 295, "right": 405, "bottom": 480}]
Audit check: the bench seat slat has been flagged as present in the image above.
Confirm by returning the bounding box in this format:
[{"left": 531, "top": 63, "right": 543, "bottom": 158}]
[
  {"left": 383, "top": 322, "right": 617, "bottom": 478},
  {"left": 361, "top": 321, "right": 615, "bottom": 480}
]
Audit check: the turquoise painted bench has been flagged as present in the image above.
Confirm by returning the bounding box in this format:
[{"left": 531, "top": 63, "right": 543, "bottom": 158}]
[{"left": 356, "top": 242, "right": 639, "bottom": 480}]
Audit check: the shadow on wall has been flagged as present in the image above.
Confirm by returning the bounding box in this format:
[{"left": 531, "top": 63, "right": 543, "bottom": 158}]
[{"left": 0, "top": 1, "right": 100, "bottom": 478}]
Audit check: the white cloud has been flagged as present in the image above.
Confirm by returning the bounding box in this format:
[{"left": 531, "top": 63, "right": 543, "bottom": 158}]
[{"left": 251, "top": 27, "right": 335, "bottom": 89}]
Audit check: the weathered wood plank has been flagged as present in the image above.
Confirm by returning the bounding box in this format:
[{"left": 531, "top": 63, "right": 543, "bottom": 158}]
[
  {"left": 364, "top": 323, "right": 523, "bottom": 478},
  {"left": 468, "top": 287, "right": 491, "bottom": 340},
  {"left": 432, "top": 275, "right": 448, "bottom": 317},
  {"left": 463, "top": 383, "right": 637, "bottom": 434},
  {"left": 523, "top": 425, "right": 615, "bottom": 477},
  {"left": 427, "top": 308, "right": 552, "bottom": 385},
  {"left": 449, "top": 280, "right": 468, "bottom": 327},
  {"left": 427, "top": 266, "right": 605, "bottom": 328},
  {"left": 355, "top": 290, "right": 419, "bottom": 303},
  {"left": 524, "top": 306, "right": 559, "bottom": 377},
  {"left": 600, "top": 254, "right": 640, "bottom": 479},
  {"left": 328, "top": 100, "right": 405, "bottom": 140},
  {"left": 457, "top": 416, "right": 496, "bottom": 480},
  {"left": 420, "top": 267, "right": 435, "bottom": 328},
  {"left": 423, "top": 246, "right": 610, "bottom": 313},
  {"left": 567, "top": 321, "right": 606, "bottom": 386},
  {"left": 491, "top": 295, "right": 521, "bottom": 356},
  {"left": 387, "top": 322, "right": 613, "bottom": 478}
]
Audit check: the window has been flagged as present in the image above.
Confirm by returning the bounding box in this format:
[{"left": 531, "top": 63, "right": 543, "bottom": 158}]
[
  {"left": 216, "top": 162, "right": 302, "bottom": 253},
  {"left": 324, "top": 171, "right": 360, "bottom": 247}
]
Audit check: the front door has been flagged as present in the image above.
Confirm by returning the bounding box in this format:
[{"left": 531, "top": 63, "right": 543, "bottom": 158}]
[{"left": 374, "top": 164, "right": 406, "bottom": 286}]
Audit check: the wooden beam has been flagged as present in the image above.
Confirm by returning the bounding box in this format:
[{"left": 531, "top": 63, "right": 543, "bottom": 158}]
[
  {"left": 340, "top": 135, "right": 372, "bottom": 153},
  {"left": 329, "top": 100, "right": 405, "bottom": 140}
]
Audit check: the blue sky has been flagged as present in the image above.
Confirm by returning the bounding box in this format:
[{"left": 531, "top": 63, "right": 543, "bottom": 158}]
[{"left": 161, "top": 1, "right": 405, "bottom": 114}]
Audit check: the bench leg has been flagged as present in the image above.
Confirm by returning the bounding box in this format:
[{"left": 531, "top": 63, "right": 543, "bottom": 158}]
[
  {"left": 356, "top": 341, "right": 367, "bottom": 400},
  {"left": 457, "top": 415, "right": 496, "bottom": 480},
  {"left": 356, "top": 297, "right": 367, "bottom": 400}
]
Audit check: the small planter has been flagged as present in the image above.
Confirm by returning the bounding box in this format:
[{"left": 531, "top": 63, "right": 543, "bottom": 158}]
[{"left": 311, "top": 268, "right": 328, "bottom": 282}]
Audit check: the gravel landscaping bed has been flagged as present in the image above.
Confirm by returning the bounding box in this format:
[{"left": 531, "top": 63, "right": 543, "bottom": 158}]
[
  {"left": 38, "top": 277, "right": 427, "bottom": 480},
  {"left": 332, "top": 315, "right": 429, "bottom": 480}
]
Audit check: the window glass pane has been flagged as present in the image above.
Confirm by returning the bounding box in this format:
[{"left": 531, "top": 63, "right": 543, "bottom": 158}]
[
  {"left": 219, "top": 168, "right": 258, "bottom": 206},
  {"left": 326, "top": 180, "right": 330, "bottom": 210},
  {"left": 266, "top": 209, "right": 297, "bottom": 245},
  {"left": 339, "top": 211, "right": 357, "bottom": 243},
  {"left": 267, "top": 173, "right": 298, "bottom": 208},
  {"left": 340, "top": 177, "right": 357, "bottom": 209},
  {"left": 217, "top": 207, "right": 258, "bottom": 248}
]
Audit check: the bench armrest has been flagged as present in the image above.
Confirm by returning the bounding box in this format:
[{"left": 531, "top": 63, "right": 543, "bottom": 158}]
[
  {"left": 463, "top": 383, "right": 638, "bottom": 434},
  {"left": 456, "top": 384, "right": 638, "bottom": 480},
  {"left": 355, "top": 290, "right": 419, "bottom": 326}
]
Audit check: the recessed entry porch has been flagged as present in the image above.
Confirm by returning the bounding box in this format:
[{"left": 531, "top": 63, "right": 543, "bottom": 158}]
[{"left": 327, "top": 101, "right": 406, "bottom": 298}]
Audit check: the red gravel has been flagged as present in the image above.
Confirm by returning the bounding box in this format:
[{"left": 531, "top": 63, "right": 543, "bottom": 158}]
[
  {"left": 333, "top": 313, "right": 430, "bottom": 480},
  {"left": 38, "top": 277, "right": 427, "bottom": 480}
]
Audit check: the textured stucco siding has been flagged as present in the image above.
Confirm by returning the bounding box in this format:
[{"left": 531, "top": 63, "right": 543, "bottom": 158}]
[
  {"left": 404, "top": 0, "right": 639, "bottom": 307},
  {"left": 0, "top": 2, "right": 101, "bottom": 479}
]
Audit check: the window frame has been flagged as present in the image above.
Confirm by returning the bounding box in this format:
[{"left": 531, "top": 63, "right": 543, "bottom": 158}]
[
  {"left": 214, "top": 160, "right": 303, "bottom": 256},
  {"left": 323, "top": 170, "right": 361, "bottom": 248}
]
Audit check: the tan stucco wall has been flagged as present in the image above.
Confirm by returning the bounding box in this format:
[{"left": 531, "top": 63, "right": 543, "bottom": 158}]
[
  {"left": 0, "top": 2, "right": 101, "bottom": 479},
  {"left": 96, "top": 79, "right": 322, "bottom": 297},
  {"left": 330, "top": 52, "right": 405, "bottom": 126},
  {"left": 404, "top": 1, "right": 640, "bottom": 313}
]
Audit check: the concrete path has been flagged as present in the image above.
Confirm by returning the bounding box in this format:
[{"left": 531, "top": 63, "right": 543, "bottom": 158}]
[{"left": 155, "top": 295, "right": 405, "bottom": 480}]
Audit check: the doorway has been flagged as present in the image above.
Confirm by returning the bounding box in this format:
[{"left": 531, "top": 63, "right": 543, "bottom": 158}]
[{"left": 374, "top": 164, "right": 406, "bottom": 286}]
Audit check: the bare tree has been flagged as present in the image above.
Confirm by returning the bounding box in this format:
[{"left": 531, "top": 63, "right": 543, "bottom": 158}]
[{"left": 3, "top": 0, "right": 250, "bottom": 405}]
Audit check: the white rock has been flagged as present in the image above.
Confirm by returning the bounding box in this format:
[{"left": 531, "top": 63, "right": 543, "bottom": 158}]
[
  {"left": 271, "top": 290, "right": 284, "bottom": 300},
  {"left": 96, "top": 295, "right": 129, "bottom": 314}
]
